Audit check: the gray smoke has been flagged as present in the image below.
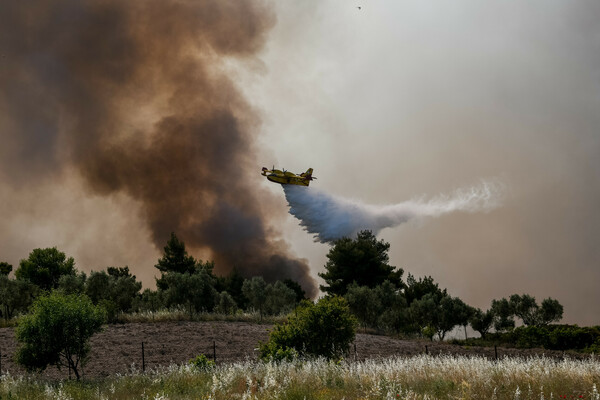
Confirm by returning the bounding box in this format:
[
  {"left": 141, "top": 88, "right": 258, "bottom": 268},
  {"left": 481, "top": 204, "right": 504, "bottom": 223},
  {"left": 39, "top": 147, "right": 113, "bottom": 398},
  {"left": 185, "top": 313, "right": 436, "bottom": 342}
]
[{"left": 283, "top": 180, "right": 504, "bottom": 242}]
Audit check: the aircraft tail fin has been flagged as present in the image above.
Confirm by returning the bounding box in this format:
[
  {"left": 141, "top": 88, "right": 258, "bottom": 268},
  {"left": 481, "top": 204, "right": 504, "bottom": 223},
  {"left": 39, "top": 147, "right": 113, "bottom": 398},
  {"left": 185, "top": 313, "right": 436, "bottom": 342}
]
[{"left": 303, "top": 168, "right": 316, "bottom": 181}]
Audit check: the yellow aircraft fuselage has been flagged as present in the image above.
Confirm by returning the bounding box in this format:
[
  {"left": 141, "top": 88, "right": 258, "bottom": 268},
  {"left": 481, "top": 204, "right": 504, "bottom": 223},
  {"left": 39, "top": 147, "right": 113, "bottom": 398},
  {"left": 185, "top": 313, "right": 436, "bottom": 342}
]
[{"left": 261, "top": 167, "right": 315, "bottom": 186}]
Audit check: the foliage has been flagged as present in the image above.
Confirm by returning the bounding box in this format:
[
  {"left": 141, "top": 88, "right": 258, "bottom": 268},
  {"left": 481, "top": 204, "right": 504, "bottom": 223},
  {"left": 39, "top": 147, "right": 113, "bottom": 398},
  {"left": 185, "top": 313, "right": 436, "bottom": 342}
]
[
  {"left": 155, "top": 232, "right": 215, "bottom": 290},
  {"left": 107, "top": 265, "right": 133, "bottom": 278},
  {"left": 15, "top": 247, "right": 76, "bottom": 291},
  {"left": 264, "top": 281, "right": 297, "bottom": 315},
  {"left": 163, "top": 271, "right": 217, "bottom": 317},
  {"left": 538, "top": 297, "right": 564, "bottom": 325},
  {"left": 503, "top": 294, "right": 564, "bottom": 327},
  {"left": 462, "top": 324, "right": 600, "bottom": 351},
  {"left": 242, "top": 276, "right": 268, "bottom": 317},
  {"left": 189, "top": 354, "right": 215, "bottom": 371},
  {"left": 132, "top": 288, "right": 165, "bottom": 314},
  {"left": 436, "top": 296, "right": 472, "bottom": 340},
  {"left": 0, "top": 261, "right": 12, "bottom": 276},
  {"left": 374, "top": 280, "right": 409, "bottom": 334},
  {"left": 319, "top": 230, "right": 404, "bottom": 296},
  {"left": 242, "top": 277, "right": 298, "bottom": 318},
  {"left": 57, "top": 271, "right": 87, "bottom": 295},
  {"left": 509, "top": 294, "right": 539, "bottom": 326},
  {"left": 0, "top": 275, "right": 38, "bottom": 320},
  {"left": 214, "top": 291, "right": 238, "bottom": 315},
  {"left": 215, "top": 268, "right": 248, "bottom": 309},
  {"left": 259, "top": 296, "right": 357, "bottom": 360},
  {"left": 283, "top": 278, "right": 308, "bottom": 303},
  {"left": 85, "top": 270, "right": 111, "bottom": 304},
  {"left": 84, "top": 269, "right": 142, "bottom": 321},
  {"left": 404, "top": 274, "right": 447, "bottom": 306},
  {"left": 469, "top": 308, "right": 494, "bottom": 339},
  {"left": 15, "top": 291, "right": 105, "bottom": 380},
  {"left": 345, "top": 283, "right": 382, "bottom": 329},
  {"left": 491, "top": 297, "right": 515, "bottom": 332},
  {"left": 155, "top": 232, "right": 197, "bottom": 275}
]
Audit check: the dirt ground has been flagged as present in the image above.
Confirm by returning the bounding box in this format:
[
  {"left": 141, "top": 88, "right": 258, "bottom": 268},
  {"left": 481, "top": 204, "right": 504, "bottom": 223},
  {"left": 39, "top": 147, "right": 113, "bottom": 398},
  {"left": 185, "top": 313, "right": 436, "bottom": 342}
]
[{"left": 0, "top": 321, "right": 590, "bottom": 380}]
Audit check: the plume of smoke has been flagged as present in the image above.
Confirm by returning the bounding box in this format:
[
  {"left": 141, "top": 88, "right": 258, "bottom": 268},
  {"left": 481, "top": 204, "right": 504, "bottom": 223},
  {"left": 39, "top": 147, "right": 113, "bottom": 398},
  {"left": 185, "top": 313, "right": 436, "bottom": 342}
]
[
  {"left": 0, "top": 0, "right": 317, "bottom": 296},
  {"left": 283, "top": 180, "right": 505, "bottom": 243}
]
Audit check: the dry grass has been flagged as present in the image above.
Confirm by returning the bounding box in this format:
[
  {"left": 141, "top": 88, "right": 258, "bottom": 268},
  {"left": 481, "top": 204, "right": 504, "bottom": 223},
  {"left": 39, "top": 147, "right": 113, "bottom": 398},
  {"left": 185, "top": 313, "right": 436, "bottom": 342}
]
[{"left": 2, "top": 354, "right": 600, "bottom": 399}]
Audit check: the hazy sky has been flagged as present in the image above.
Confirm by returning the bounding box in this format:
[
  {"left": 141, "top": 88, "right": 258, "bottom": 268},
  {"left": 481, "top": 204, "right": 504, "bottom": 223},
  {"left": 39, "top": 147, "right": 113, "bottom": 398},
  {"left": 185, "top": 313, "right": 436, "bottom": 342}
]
[{"left": 1, "top": 1, "right": 599, "bottom": 324}]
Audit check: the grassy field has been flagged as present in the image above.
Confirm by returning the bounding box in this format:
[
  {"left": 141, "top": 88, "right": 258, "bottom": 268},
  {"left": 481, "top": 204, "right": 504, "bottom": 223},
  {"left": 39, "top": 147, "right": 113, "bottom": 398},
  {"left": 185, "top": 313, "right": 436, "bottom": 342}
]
[{"left": 2, "top": 354, "right": 600, "bottom": 400}]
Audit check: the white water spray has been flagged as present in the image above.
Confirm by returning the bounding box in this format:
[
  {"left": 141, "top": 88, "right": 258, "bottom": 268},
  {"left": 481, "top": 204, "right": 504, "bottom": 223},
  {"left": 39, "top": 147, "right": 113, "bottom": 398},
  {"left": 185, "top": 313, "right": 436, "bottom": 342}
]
[{"left": 283, "top": 180, "right": 504, "bottom": 243}]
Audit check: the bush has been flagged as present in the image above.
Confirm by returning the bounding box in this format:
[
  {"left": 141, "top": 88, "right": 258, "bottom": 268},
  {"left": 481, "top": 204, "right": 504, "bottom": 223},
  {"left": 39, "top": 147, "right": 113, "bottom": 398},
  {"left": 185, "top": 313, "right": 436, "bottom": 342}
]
[
  {"left": 16, "top": 291, "right": 105, "bottom": 380},
  {"left": 259, "top": 296, "right": 357, "bottom": 361},
  {"left": 481, "top": 325, "right": 600, "bottom": 351},
  {"left": 189, "top": 354, "right": 215, "bottom": 371}
]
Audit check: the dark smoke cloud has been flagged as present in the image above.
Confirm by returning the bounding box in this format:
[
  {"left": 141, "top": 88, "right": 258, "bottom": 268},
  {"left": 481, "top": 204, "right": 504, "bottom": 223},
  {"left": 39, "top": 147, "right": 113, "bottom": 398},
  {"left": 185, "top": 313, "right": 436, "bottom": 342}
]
[{"left": 0, "top": 0, "right": 317, "bottom": 296}]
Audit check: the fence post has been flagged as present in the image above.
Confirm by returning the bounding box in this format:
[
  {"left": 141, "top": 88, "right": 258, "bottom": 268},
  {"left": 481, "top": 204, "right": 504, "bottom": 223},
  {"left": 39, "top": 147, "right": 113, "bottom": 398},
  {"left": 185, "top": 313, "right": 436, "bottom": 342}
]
[
  {"left": 142, "top": 342, "right": 146, "bottom": 372},
  {"left": 425, "top": 345, "right": 428, "bottom": 355},
  {"left": 213, "top": 341, "right": 216, "bottom": 363},
  {"left": 494, "top": 345, "right": 498, "bottom": 360},
  {"left": 354, "top": 343, "right": 357, "bottom": 361}
]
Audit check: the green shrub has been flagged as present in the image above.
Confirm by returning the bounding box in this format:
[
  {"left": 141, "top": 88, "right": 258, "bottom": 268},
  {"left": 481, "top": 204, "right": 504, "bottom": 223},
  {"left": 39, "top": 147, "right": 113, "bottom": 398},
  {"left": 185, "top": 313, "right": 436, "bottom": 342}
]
[
  {"left": 15, "top": 291, "right": 105, "bottom": 380},
  {"left": 480, "top": 325, "right": 600, "bottom": 351},
  {"left": 259, "top": 296, "right": 357, "bottom": 361},
  {"left": 189, "top": 354, "right": 215, "bottom": 370}
]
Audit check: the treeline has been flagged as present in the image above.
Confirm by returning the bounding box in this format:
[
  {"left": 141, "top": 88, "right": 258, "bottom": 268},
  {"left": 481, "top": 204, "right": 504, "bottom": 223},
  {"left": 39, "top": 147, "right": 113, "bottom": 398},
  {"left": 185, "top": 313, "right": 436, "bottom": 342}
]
[
  {"left": 0, "top": 229, "right": 574, "bottom": 347},
  {"left": 319, "top": 231, "right": 565, "bottom": 342},
  {"left": 0, "top": 233, "right": 306, "bottom": 323}
]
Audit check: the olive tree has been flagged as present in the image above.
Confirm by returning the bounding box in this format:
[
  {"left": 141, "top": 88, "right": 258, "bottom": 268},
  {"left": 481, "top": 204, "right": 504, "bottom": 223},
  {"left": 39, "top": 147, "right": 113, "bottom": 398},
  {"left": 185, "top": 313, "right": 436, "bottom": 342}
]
[{"left": 16, "top": 292, "right": 105, "bottom": 380}]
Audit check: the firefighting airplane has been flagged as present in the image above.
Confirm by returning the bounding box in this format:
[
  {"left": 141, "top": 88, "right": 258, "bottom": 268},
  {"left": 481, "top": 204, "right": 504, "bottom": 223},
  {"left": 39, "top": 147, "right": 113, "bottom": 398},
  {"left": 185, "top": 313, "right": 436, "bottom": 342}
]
[{"left": 261, "top": 167, "right": 316, "bottom": 186}]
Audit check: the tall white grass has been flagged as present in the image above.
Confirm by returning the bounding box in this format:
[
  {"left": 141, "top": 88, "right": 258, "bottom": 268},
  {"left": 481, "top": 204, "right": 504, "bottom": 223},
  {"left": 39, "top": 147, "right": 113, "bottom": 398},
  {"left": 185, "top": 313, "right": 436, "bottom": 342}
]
[{"left": 2, "top": 354, "right": 599, "bottom": 399}]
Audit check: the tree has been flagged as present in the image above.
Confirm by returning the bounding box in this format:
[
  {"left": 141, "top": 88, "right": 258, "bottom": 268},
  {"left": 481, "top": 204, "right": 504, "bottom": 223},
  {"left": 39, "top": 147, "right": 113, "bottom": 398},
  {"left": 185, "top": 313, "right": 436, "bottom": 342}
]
[
  {"left": 84, "top": 269, "right": 142, "bottom": 320},
  {"left": 436, "top": 296, "right": 471, "bottom": 340},
  {"left": 107, "top": 266, "right": 133, "bottom": 279},
  {"left": 15, "top": 248, "right": 75, "bottom": 291},
  {"left": 155, "top": 233, "right": 198, "bottom": 289},
  {"left": 404, "top": 274, "right": 447, "bottom": 306},
  {"left": 58, "top": 272, "right": 87, "bottom": 295},
  {"left": 259, "top": 296, "right": 357, "bottom": 360},
  {"left": 470, "top": 308, "right": 494, "bottom": 339},
  {"left": 133, "top": 289, "right": 165, "bottom": 315},
  {"left": 509, "top": 294, "right": 539, "bottom": 326},
  {"left": 0, "top": 261, "right": 12, "bottom": 276},
  {"left": 85, "top": 271, "right": 111, "bottom": 304},
  {"left": 345, "top": 283, "right": 381, "bottom": 330},
  {"left": 215, "top": 268, "right": 248, "bottom": 309},
  {"left": 319, "top": 230, "right": 404, "bottom": 296},
  {"left": 15, "top": 292, "right": 105, "bottom": 380},
  {"left": 264, "top": 281, "right": 297, "bottom": 315},
  {"left": 214, "top": 291, "right": 238, "bottom": 315},
  {"left": 508, "top": 294, "right": 563, "bottom": 326},
  {"left": 111, "top": 274, "right": 142, "bottom": 312},
  {"left": 242, "top": 276, "right": 268, "bottom": 318},
  {"left": 375, "top": 280, "right": 409, "bottom": 334},
  {"left": 163, "top": 271, "right": 217, "bottom": 317},
  {"left": 538, "top": 298, "right": 563, "bottom": 325},
  {"left": 408, "top": 293, "right": 439, "bottom": 339},
  {"left": 0, "top": 276, "right": 38, "bottom": 320},
  {"left": 491, "top": 298, "right": 515, "bottom": 332},
  {"left": 283, "top": 278, "right": 307, "bottom": 303}
]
